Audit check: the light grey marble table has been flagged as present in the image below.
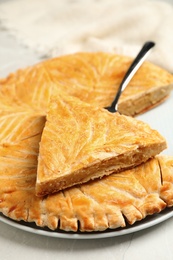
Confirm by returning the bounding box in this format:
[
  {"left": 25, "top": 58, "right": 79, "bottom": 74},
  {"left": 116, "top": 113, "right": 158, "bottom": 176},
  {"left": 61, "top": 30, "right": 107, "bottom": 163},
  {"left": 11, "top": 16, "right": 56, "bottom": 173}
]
[{"left": 0, "top": 22, "right": 173, "bottom": 260}]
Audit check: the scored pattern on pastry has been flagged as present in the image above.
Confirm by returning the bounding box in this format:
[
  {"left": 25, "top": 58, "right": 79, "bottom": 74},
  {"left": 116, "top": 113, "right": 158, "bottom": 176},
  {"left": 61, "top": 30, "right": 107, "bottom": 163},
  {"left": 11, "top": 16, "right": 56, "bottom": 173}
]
[
  {"left": 0, "top": 115, "right": 172, "bottom": 232},
  {"left": 0, "top": 111, "right": 45, "bottom": 145},
  {"left": 36, "top": 90, "right": 166, "bottom": 196},
  {"left": 0, "top": 65, "right": 53, "bottom": 112},
  {"left": 0, "top": 52, "right": 173, "bottom": 116},
  {"left": 0, "top": 52, "right": 173, "bottom": 233},
  {"left": 0, "top": 103, "right": 172, "bottom": 232},
  {"left": 0, "top": 93, "right": 171, "bottom": 232}
]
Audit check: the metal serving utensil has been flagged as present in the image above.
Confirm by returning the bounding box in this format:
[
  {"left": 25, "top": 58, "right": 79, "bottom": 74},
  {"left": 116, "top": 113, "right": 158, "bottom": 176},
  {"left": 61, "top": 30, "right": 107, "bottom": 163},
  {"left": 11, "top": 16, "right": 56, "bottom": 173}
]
[{"left": 106, "top": 41, "right": 155, "bottom": 113}]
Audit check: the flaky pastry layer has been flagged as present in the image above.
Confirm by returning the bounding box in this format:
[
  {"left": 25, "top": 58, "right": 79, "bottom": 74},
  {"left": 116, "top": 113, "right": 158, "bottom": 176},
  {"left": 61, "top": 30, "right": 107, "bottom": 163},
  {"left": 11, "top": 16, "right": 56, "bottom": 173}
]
[{"left": 36, "top": 91, "right": 166, "bottom": 196}]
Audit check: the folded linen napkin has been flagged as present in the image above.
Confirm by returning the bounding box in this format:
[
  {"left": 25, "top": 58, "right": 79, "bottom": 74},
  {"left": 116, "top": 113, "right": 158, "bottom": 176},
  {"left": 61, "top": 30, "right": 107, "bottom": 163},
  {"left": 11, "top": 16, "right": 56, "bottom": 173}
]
[{"left": 0, "top": 0, "right": 173, "bottom": 71}]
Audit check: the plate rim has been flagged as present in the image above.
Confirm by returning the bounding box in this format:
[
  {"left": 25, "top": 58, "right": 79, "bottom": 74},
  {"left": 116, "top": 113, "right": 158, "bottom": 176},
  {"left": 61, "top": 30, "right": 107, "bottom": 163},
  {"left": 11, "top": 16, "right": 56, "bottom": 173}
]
[{"left": 1, "top": 207, "right": 173, "bottom": 239}]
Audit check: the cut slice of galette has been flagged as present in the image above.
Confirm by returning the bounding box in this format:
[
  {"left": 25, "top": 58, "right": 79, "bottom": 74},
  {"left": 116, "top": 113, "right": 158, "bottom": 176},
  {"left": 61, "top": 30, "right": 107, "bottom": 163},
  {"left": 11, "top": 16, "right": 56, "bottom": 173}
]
[{"left": 36, "top": 90, "right": 166, "bottom": 196}]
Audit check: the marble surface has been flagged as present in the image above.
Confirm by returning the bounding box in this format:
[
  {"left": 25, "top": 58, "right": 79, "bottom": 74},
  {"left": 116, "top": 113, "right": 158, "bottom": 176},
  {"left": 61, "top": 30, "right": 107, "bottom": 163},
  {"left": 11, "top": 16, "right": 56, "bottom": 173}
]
[{"left": 1, "top": 12, "right": 173, "bottom": 260}]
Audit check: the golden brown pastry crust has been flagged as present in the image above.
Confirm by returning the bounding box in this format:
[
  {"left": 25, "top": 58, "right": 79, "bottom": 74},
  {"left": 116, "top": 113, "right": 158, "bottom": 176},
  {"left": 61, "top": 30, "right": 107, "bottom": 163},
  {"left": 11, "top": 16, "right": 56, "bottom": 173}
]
[
  {"left": 0, "top": 98, "right": 171, "bottom": 232},
  {"left": 35, "top": 90, "right": 166, "bottom": 196},
  {"left": 0, "top": 65, "right": 53, "bottom": 113},
  {"left": 0, "top": 88, "right": 169, "bottom": 232},
  {"left": 44, "top": 52, "right": 173, "bottom": 116},
  {"left": 0, "top": 52, "right": 172, "bottom": 233},
  {"left": 0, "top": 121, "right": 172, "bottom": 232},
  {"left": 0, "top": 52, "right": 173, "bottom": 116}
]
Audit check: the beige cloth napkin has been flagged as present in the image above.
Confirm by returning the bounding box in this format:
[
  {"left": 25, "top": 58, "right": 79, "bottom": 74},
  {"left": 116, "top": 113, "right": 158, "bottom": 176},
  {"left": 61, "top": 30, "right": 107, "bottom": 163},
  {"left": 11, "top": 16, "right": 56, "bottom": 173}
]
[{"left": 0, "top": 0, "right": 173, "bottom": 71}]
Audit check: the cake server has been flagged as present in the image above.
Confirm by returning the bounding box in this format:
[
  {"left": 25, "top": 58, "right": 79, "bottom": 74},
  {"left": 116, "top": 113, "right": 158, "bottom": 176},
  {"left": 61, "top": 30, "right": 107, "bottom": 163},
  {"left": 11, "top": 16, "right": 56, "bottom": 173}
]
[{"left": 106, "top": 41, "right": 155, "bottom": 113}]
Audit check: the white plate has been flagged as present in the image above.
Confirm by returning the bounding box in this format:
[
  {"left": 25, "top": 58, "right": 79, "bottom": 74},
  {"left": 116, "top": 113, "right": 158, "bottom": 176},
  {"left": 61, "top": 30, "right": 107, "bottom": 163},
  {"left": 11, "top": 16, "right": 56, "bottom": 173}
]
[{"left": 1, "top": 207, "right": 173, "bottom": 239}]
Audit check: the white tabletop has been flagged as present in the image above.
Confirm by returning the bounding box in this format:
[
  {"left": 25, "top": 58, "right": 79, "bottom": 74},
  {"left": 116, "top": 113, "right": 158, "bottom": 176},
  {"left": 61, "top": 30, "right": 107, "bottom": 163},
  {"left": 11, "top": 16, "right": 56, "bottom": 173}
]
[{"left": 0, "top": 12, "right": 173, "bottom": 260}]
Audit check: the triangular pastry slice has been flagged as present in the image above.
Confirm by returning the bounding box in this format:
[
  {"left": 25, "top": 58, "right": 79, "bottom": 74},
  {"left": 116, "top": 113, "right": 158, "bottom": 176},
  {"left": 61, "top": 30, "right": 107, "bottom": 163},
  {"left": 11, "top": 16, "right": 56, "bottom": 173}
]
[{"left": 36, "top": 91, "right": 166, "bottom": 196}]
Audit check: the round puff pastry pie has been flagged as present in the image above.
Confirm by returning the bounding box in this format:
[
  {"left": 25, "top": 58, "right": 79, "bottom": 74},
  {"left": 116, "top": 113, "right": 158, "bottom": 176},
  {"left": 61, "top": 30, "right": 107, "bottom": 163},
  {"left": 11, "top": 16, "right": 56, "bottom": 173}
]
[
  {"left": 0, "top": 89, "right": 169, "bottom": 232},
  {"left": 0, "top": 52, "right": 173, "bottom": 116},
  {"left": 0, "top": 52, "right": 172, "bottom": 233}
]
